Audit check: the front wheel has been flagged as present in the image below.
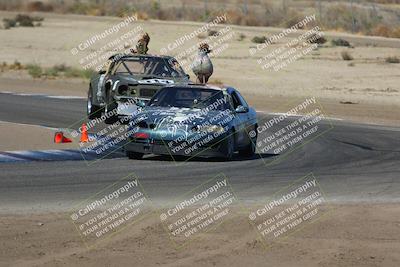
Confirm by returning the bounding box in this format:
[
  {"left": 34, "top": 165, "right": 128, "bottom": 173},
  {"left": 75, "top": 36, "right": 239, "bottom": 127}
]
[
  {"left": 126, "top": 151, "right": 144, "bottom": 160},
  {"left": 87, "top": 87, "right": 101, "bottom": 119},
  {"left": 221, "top": 130, "right": 235, "bottom": 161},
  {"left": 239, "top": 126, "right": 257, "bottom": 156}
]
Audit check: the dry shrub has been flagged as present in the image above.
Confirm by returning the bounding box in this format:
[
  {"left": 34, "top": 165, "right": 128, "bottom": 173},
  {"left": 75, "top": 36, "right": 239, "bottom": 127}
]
[
  {"left": 391, "top": 27, "right": 400, "bottom": 38},
  {"left": 26, "top": 1, "right": 53, "bottom": 12},
  {"left": 263, "top": 2, "right": 282, "bottom": 26},
  {"left": 324, "top": 4, "right": 352, "bottom": 30},
  {"left": 371, "top": 24, "right": 392, "bottom": 38},
  {"left": 282, "top": 10, "right": 304, "bottom": 28},
  {"left": 207, "top": 29, "right": 218, "bottom": 37},
  {"left": 225, "top": 9, "right": 244, "bottom": 25},
  {"left": 374, "top": 0, "right": 400, "bottom": 3},
  {"left": 15, "top": 14, "right": 34, "bottom": 27},
  {"left": 331, "top": 38, "right": 351, "bottom": 47},
  {"left": 243, "top": 11, "right": 264, "bottom": 27},
  {"left": 3, "top": 14, "right": 44, "bottom": 28},
  {"left": 237, "top": 33, "right": 246, "bottom": 41},
  {"left": 251, "top": 36, "right": 268, "bottom": 44},
  {"left": 1, "top": 0, "right": 398, "bottom": 39},
  {"left": 367, "top": 25, "right": 400, "bottom": 39},
  {"left": 308, "top": 33, "right": 327, "bottom": 44},
  {"left": 155, "top": 9, "right": 171, "bottom": 21},
  {"left": 26, "top": 64, "right": 42, "bottom": 78},
  {"left": 10, "top": 60, "right": 24, "bottom": 70},
  {"left": 67, "top": 2, "right": 90, "bottom": 15},
  {"left": 385, "top": 56, "right": 400, "bottom": 63},
  {"left": 0, "top": 1, "right": 23, "bottom": 11},
  {"left": 260, "top": 2, "right": 304, "bottom": 28},
  {"left": 3, "top": 18, "right": 16, "bottom": 29},
  {"left": 219, "top": 9, "right": 264, "bottom": 26},
  {"left": 368, "top": 25, "right": 400, "bottom": 38},
  {"left": 135, "top": 11, "right": 149, "bottom": 21},
  {"left": 16, "top": 14, "right": 43, "bottom": 27},
  {"left": 324, "top": 4, "right": 381, "bottom": 34},
  {"left": 0, "top": 62, "right": 7, "bottom": 72},
  {"left": 86, "top": 7, "right": 106, "bottom": 17},
  {"left": 341, "top": 51, "right": 353, "bottom": 61}
]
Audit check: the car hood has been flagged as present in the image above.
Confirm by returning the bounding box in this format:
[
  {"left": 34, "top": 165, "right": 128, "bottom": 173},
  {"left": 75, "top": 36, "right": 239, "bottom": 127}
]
[
  {"left": 132, "top": 106, "right": 232, "bottom": 129},
  {"left": 117, "top": 75, "right": 188, "bottom": 85}
]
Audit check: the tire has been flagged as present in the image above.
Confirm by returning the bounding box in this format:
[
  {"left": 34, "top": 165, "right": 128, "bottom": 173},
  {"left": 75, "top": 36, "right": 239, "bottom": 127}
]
[
  {"left": 222, "top": 130, "right": 235, "bottom": 160},
  {"left": 104, "top": 91, "right": 118, "bottom": 124},
  {"left": 87, "top": 87, "right": 102, "bottom": 119},
  {"left": 126, "top": 151, "right": 144, "bottom": 160},
  {"left": 239, "top": 126, "right": 257, "bottom": 156}
]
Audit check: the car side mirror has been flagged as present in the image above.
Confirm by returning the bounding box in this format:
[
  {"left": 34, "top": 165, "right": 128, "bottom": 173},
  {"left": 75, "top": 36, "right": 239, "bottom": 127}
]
[
  {"left": 235, "top": 105, "right": 248, "bottom": 113},
  {"left": 185, "top": 74, "right": 190, "bottom": 80},
  {"left": 136, "top": 100, "right": 146, "bottom": 108},
  {"left": 98, "top": 70, "right": 106, "bottom": 75}
]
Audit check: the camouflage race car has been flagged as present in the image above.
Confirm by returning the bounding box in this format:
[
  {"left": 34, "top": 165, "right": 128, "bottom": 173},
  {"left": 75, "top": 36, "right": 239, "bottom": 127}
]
[
  {"left": 87, "top": 54, "right": 190, "bottom": 123},
  {"left": 125, "top": 84, "right": 258, "bottom": 160}
]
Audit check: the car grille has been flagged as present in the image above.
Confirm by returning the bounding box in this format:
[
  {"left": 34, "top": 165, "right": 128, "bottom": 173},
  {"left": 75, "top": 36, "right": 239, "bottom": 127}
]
[
  {"left": 139, "top": 88, "right": 158, "bottom": 98},
  {"left": 152, "top": 139, "right": 167, "bottom": 145}
]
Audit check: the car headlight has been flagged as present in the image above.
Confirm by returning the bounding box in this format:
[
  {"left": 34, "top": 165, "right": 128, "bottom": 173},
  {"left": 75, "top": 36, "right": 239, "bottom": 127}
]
[{"left": 197, "top": 125, "right": 226, "bottom": 134}]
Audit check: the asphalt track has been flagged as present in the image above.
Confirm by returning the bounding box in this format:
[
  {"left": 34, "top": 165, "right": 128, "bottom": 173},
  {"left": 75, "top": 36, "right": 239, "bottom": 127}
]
[{"left": 0, "top": 92, "right": 399, "bottom": 213}]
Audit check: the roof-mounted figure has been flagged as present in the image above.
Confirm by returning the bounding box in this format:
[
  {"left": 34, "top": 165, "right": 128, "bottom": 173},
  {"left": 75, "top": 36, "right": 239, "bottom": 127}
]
[
  {"left": 131, "top": 32, "right": 150, "bottom": 54},
  {"left": 191, "top": 42, "right": 213, "bottom": 84}
]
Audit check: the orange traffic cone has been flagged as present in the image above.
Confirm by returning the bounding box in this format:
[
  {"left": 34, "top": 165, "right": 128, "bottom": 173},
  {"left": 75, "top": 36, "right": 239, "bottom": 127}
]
[
  {"left": 54, "top": 132, "right": 72, "bottom": 143},
  {"left": 80, "top": 123, "right": 89, "bottom": 143}
]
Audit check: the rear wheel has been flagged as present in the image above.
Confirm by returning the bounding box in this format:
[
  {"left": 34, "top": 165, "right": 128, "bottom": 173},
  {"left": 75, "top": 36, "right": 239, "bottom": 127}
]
[
  {"left": 126, "top": 151, "right": 144, "bottom": 160},
  {"left": 87, "top": 87, "right": 101, "bottom": 119}
]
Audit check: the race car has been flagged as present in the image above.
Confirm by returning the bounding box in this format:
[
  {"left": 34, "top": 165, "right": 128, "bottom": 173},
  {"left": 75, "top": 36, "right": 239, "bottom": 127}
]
[
  {"left": 87, "top": 54, "right": 190, "bottom": 123},
  {"left": 124, "top": 84, "right": 258, "bottom": 160}
]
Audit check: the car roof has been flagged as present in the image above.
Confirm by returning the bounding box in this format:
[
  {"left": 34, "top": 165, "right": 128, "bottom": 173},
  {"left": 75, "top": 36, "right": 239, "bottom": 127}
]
[
  {"left": 108, "top": 53, "right": 175, "bottom": 61},
  {"left": 164, "top": 83, "right": 227, "bottom": 91}
]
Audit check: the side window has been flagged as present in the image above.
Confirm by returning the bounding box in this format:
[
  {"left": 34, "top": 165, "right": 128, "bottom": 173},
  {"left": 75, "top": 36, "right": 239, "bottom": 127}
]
[
  {"left": 235, "top": 91, "right": 248, "bottom": 107},
  {"left": 231, "top": 92, "right": 241, "bottom": 109},
  {"left": 231, "top": 91, "right": 248, "bottom": 109},
  {"left": 111, "top": 61, "right": 121, "bottom": 75}
]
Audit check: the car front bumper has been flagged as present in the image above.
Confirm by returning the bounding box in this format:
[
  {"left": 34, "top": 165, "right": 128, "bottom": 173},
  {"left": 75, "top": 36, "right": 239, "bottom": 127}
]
[{"left": 124, "top": 134, "right": 228, "bottom": 158}]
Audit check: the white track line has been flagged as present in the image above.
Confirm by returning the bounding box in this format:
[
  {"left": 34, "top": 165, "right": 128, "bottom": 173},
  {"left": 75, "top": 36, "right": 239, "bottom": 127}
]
[
  {"left": 0, "top": 153, "right": 25, "bottom": 162},
  {"left": 0, "top": 149, "right": 98, "bottom": 163},
  {"left": 259, "top": 111, "right": 343, "bottom": 121},
  {"left": 0, "top": 120, "right": 68, "bottom": 131},
  {"left": 0, "top": 91, "right": 85, "bottom": 99}
]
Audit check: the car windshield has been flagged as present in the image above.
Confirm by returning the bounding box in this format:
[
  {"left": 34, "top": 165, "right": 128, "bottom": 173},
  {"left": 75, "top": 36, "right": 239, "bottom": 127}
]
[
  {"left": 148, "top": 87, "right": 231, "bottom": 110},
  {"left": 113, "top": 57, "right": 186, "bottom": 77}
]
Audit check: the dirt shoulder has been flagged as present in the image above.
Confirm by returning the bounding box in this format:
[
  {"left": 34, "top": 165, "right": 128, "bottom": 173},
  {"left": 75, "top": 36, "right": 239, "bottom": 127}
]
[
  {"left": 0, "top": 71, "right": 87, "bottom": 97},
  {"left": 0, "top": 121, "right": 76, "bottom": 151},
  {"left": 1, "top": 204, "right": 399, "bottom": 267}
]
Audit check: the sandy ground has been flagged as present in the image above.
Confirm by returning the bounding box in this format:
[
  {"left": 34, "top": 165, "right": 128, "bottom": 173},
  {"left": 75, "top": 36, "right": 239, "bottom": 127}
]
[
  {"left": 0, "top": 121, "right": 77, "bottom": 151},
  {"left": 0, "top": 11, "right": 399, "bottom": 126},
  {"left": 0, "top": 204, "right": 399, "bottom": 267},
  {"left": 0, "top": 71, "right": 87, "bottom": 97}
]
